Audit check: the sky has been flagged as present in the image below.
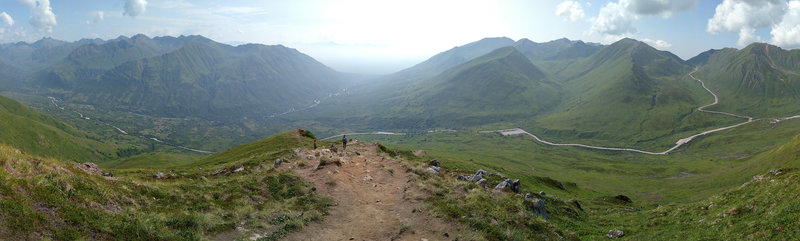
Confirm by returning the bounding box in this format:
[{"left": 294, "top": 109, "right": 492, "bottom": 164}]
[{"left": 0, "top": 0, "right": 799, "bottom": 74}]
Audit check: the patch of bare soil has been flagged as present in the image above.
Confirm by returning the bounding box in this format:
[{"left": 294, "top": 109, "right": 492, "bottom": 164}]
[{"left": 282, "top": 142, "right": 473, "bottom": 241}]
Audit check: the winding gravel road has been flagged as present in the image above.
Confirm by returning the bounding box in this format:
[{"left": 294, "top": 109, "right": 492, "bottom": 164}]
[{"left": 506, "top": 70, "right": 799, "bottom": 155}]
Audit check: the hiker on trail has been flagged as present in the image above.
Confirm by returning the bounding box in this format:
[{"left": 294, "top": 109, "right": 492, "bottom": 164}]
[
  {"left": 342, "top": 135, "right": 348, "bottom": 150},
  {"left": 313, "top": 139, "right": 318, "bottom": 149}
]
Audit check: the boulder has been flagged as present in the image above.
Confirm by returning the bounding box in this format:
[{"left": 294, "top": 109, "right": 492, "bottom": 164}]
[
  {"left": 525, "top": 193, "right": 534, "bottom": 201},
  {"left": 495, "top": 180, "right": 508, "bottom": 190},
  {"left": 101, "top": 172, "right": 114, "bottom": 177},
  {"left": 274, "top": 158, "right": 283, "bottom": 166},
  {"left": 615, "top": 195, "right": 633, "bottom": 203},
  {"left": 606, "top": 229, "right": 624, "bottom": 239},
  {"left": 528, "top": 198, "right": 547, "bottom": 220},
  {"left": 154, "top": 172, "right": 165, "bottom": 179},
  {"left": 427, "top": 166, "right": 441, "bottom": 175},
  {"left": 457, "top": 174, "right": 467, "bottom": 181},
  {"left": 83, "top": 162, "right": 99, "bottom": 170},
  {"left": 470, "top": 173, "right": 483, "bottom": 182},
  {"left": 429, "top": 158, "right": 439, "bottom": 167},
  {"left": 232, "top": 166, "right": 245, "bottom": 173},
  {"left": 476, "top": 178, "right": 487, "bottom": 188},
  {"left": 476, "top": 169, "right": 489, "bottom": 176},
  {"left": 306, "top": 155, "right": 315, "bottom": 160},
  {"left": 508, "top": 179, "right": 521, "bottom": 193}
]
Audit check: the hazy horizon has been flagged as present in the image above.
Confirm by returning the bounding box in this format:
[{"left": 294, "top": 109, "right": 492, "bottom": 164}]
[{"left": 2, "top": 0, "right": 800, "bottom": 74}]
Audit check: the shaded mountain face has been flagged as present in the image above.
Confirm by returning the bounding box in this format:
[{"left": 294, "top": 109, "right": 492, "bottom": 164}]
[
  {"left": 693, "top": 43, "right": 800, "bottom": 117},
  {"left": 56, "top": 40, "right": 345, "bottom": 120},
  {"left": 0, "top": 38, "right": 82, "bottom": 72},
  {"left": 513, "top": 38, "right": 602, "bottom": 60},
  {"left": 28, "top": 34, "right": 215, "bottom": 90},
  {"left": 1, "top": 35, "right": 346, "bottom": 121}
]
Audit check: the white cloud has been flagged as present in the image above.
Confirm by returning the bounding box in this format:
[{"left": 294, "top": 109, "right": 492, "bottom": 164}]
[
  {"left": 626, "top": 0, "right": 698, "bottom": 17},
  {"left": 583, "top": 0, "right": 697, "bottom": 38},
  {"left": 0, "top": 12, "right": 13, "bottom": 33},
  {"left": 591, "top": 1, "right": 637, "bottom": 36},
  {"left": 642, "top": 38, "right": 672, "bottom": 49},
  {"left": 556, "top": 1, "right": 586, "bottom": 22},
  {"left": 86, "top": 11, "right": 104, "bottom": 24},
  {"left": 771, "top": 0, "right": 800, "bottom": 47},
  {"left": 124, "top": 0, "right": 148, "bottom": 17},
  {"left": 17, "top": 0, "right": 57, "bottom": 33},
  {"left": 707, "top": 0, "right": 786, "bottom": 46}
]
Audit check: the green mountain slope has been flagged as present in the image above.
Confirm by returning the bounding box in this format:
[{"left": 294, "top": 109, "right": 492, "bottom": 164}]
[
  {"left": 38, "top": 39, "right": 344, "bottom": 120},
  {"left": 378, "top": 47, "right": 561, "bottom": 128},
  {"left": 29, "top": 34, "right": 205, "bottom": 90},
  {"left": 0, "top": 60, "right": 22, "bottom": 90},
  {"left": 513, "top": 38, "right": 602, "bottom": 60},
  {"left": 692, "top": 43, "right": 800, "bottom": 117},
  {"left": 529, "top": 38, "right": 706, "bottom": 147},
  {"left": 0, "top": 95, "right": 111, "bottom": 162}
]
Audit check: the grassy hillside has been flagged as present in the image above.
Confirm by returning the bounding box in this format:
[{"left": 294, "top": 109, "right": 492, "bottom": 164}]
[
  {"left": 0, "top": 130, "right": 330, "bottom": 240},
  {"left": 373, "top": 47, "right": 561, "bottom": 128},
  {"left": 0, "top": 94, "right": 113, "bottom": 162},
  {"left": 693, "top": 43, "right": 800, "bottom": 117},
  {"left": 528, "top": 38, "right": 724, "bottom": 149}
]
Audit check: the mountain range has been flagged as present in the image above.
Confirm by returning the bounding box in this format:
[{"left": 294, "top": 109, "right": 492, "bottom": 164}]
[{"left": 1, "top": 34, "right": 800, "bottom": 240}]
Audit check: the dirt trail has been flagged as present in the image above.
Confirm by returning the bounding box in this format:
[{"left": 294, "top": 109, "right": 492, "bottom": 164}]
[{"left": 282, "top": 142, "right": 471, "bottom": 241}]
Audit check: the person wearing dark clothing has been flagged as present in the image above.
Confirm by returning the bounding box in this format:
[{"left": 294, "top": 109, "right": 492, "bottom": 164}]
[{"left": 342, "top": 135, "right": 348, "bottom": 150}]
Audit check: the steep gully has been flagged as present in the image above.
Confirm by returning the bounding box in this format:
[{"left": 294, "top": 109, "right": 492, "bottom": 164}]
[{"left": 327, "top": 70, "right": 800, "bottom": 155}]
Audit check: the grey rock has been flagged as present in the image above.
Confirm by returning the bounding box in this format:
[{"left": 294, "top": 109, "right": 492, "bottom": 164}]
[
  {"left": 606, "top": 228, "right": 624, "bottom": 239},
  {"left": 101, "top": 172, "right": 114, "bottom": 177},
  {"left": 212, "top": 169, "right": 225, "bottom": 175},
  {"left": 274, "top": 158, "right": 283, "bottom": 166},
  {"left": 539, "top": 191, "right": 546, "bottom": 196},
  {"left": 427, "top": 166, "right": 441, "bottom": 175},
  {"left": 429, "top": 158, "right": 439, "bottom": 167},
  {"left": 509, "top": 179, "right": 521, "bottom": 193},
  {"left": 306, "top": 155, "right": 315, "bottom": 160},
  {"left": 495, "top": 180, "right": 508, "bottom": 190},
  {"left": 476, "top": 178, "right": 487, "bottom": 188},
  {"left": 232, "top": 166, "right": 245, "bottom": 173},
  {"left": 476, "top": 169, "right": 489, "bottom": 176},
  {"left": 492, "top": 172, "right": 507, "bottom": 180},
  {"left": 470, "top": 173, "right": 483, "bottom": 182},
  {"left": 525, "top": 193, "right": 533, "bottom": 201},
  {"left": 83, "top": 162, "right": 99, "bottom": 169},
  {"left": 457, "top": 174, "right": 467, "bottom": 181},
  {"left": 154, "top": 172, "right": 165, "bottom": 179},
  {"left": 530, "top": 198, "right": 547, "bottom": 220}
]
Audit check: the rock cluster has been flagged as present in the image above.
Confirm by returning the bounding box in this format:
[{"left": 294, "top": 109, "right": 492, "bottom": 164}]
[{"left": 458, "top": 169, "right": 520, "bottom": 193}]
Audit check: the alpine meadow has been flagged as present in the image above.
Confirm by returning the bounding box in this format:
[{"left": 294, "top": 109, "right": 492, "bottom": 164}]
[{"left": 1, "top": 0, "right": 800, "bottom": 240}]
